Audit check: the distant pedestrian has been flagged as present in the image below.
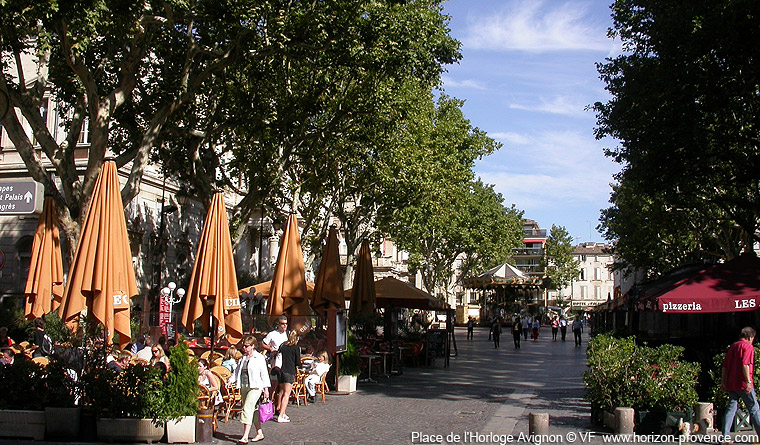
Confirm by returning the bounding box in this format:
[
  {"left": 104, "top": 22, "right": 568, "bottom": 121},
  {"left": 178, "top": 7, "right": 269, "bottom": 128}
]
[
  {"left": 512, "top": 318, "right": 521, "bottom": 349},
  {"left": 721, "top": 326, "right": 760, "bottom": 438},
  {"left": 532, "top": 319, "right": 540, "bottom": 341},
  {"left": 491, "top": 320, "right": 502, "bottom": 348},
  {"left": 467, "top": 317, "right": 474, "bottom": 340},
  {"left": 522, "top": 317, "right": 531, "bottom": 340},
  {"left": 551, "top": 316, "right": 559, "bottom": 341},
  {"left": 487, "top": 316, "right": 493, "bottom": 341},
  {"left": 572, "top": 318, "right": 583, "bottom": 347},
  {"left": 559, "top": 317, "right": 568, "bottom": 341}
]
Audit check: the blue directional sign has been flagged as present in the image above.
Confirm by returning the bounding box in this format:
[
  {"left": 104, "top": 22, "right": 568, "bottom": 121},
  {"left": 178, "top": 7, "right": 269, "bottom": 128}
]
[{"left": 0, "top": 179, "right": 44, "bottom": 215}]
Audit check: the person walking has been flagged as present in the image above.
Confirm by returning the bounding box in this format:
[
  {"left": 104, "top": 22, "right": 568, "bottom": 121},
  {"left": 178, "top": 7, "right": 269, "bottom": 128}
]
[
  {"left": 229, "top": 335, "right": 271, "bottom": 443},
  {"left": 551, "top": 316, "right": 559, "bottom": 341},
  {"left": 559, "top": 316, "right": 568, "bottom": 341},
  {"left": 522, "top": 316, "right": 531, "bottom": 340},
  {"left": 721, "top": 326, "right": 760, "bottom": 440},
  {"left": 467, "top": 317, "right": 474, "bottom": 341},
  {"left": 491, "top": 319, "right": 502, "bottom": 348},
  {"left": 532, "top": 318, "right": 540, "bottom": 341},
  {"left": 572, "top": 318, "right": 583, "bottom": 347},
  {"left": 512, "top": 317, "right": 521, "bottom": 349}
]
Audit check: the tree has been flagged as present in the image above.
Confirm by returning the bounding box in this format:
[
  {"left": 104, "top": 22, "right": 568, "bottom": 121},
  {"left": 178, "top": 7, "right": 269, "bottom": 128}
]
[
  {"left": 0, "top": 0, "right": 460, "bottom": 262},
  {"left": 541, "top": 225, "right": 579, "bottom": 299},
  {"left": 378, "top": 95, "right": 524, "bottom": 298},
  {"left": 593, "top": 0, "right": 760, "bottom": 273}
]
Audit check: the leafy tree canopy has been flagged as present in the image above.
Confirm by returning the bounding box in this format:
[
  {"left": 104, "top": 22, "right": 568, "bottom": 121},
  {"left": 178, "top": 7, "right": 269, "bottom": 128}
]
[
  {"left": 541, "top": 224, "right": 579, "bottom": 294},
  {"left": 594, "top": 0, "right": 760, "bottom": 275}
]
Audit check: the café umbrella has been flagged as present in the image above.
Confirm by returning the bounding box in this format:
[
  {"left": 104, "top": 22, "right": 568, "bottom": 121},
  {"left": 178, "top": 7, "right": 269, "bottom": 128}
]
[
  {"left": 348, "top": 239, "right": 376, "bottom": 317},
  {"left": 58, "top": 161, "right": 136, "bottom": 348},
  {"left": 267, "top": 213, "right": 312, "bottom": 332},
  {"left": 181, "top": 193, "right": 243, "bottom": 346},
  {"left": 311, "top": 226, "right": 345, "bottom": 315},
  {"left": 24, "top": 197, "right": 64, "bottom": 320}
]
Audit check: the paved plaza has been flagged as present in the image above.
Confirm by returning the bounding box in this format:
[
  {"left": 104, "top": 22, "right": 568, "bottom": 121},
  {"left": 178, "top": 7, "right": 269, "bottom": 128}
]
[
  {"left": 4, "top": 327, "right": 753, "bottom": 444},
  {"left": 213, "top": 326, "right": 598, "bottom": 444}
]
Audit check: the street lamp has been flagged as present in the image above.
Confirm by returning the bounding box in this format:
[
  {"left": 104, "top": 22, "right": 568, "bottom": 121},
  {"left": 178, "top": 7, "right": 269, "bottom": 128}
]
[{"left": 161, "top": 281, "right": 186, "bottom": 323}]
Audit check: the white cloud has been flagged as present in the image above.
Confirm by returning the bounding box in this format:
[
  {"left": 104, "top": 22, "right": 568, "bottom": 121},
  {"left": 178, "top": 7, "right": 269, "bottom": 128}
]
[
  {"left": 441, "top": 76, "right": 488, "bottom": 90},
  {"left": 509, "top": 95, "right": 590, "bottom": 117},
  {"left": 461, "top": 1, "right": 612, "bottom": 52},
  {"left": 488, "top": 132, "right": 532, "bottom": 145},
  {"left": 475, "top": 129, "right": 619, "bottom": 210}
]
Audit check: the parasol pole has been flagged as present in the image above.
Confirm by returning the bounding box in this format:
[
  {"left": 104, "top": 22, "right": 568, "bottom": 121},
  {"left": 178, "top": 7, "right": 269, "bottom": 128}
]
[{"left": 211, "top": 315, "right": 216, "bottom": 356}]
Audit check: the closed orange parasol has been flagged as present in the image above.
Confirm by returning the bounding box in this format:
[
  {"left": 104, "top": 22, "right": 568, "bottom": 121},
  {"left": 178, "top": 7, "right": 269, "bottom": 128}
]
[
  {"left": 267, "top": 214, "right": 312, "bottom": 332},
  {"left": 311, "top": 226, "right": 344, "bottom": 315},
  {"left": 181, "top": 193, "right": 243, "bottom": 345},
  {"left": 24, "top": 197, "right": 64, "bottom": 320},
  {"left": 58, "top": 161, "right": 136, "bottom": 348},
  {"left": 348, "top": 239, "right": 376, "bottom": 317}
]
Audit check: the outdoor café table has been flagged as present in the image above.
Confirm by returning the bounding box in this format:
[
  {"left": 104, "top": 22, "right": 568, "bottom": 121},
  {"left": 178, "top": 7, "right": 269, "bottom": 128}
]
[
  {"left": 359, "top": 354, "right": 380, "bottom": 383},
  {"left": 376, "top": 350, "right": 392, "bottom": 377}
]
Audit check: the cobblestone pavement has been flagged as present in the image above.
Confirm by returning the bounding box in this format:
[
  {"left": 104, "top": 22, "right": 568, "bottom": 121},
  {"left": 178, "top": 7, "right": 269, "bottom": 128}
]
[
  {"left": 211, "top": 327, "right": 601, "bottom": 445},
  {"left": 3, "top": 327, "right": 748, "bottom": 444}
]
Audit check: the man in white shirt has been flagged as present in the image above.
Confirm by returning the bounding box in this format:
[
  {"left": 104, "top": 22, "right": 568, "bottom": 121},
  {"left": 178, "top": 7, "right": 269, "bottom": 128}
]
[
  {"left": 136, "top": 336, "right": 154, "bottom": 362},
  {"left": 261, "top": 316, "right": 289, "bottom": 392}
]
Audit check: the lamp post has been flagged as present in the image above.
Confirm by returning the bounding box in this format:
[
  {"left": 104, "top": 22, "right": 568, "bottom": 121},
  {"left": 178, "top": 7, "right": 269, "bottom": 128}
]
[{"left": 161, "top": 281, "right": 186, "bottom": 323}]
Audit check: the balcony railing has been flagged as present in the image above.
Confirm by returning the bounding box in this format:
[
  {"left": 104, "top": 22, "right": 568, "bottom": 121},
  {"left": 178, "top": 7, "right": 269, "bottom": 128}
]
[
  {"left": 512, "top": 248, "right": 544, "bottom": 256},
  {"left": 523, "top": 229, "right": 547, "bottom": 237}
]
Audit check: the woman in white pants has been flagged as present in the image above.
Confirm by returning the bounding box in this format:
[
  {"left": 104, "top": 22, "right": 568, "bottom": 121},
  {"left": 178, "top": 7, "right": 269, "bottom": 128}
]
[{"left": 228, "top": 336, "right": 271, "bottom": 443}]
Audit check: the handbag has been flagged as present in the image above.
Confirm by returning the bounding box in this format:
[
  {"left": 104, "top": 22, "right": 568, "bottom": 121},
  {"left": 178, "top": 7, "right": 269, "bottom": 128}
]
[{"left": 258, "top": 397, "right": 274, "bottom": 423}]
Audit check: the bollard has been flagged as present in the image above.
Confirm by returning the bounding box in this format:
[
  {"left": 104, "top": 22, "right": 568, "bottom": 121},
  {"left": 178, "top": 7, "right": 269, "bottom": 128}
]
[
  {"left": 694, "top": 402, "right": 714, "bottom": 433},
  {"left": 196, "top": 408, "right": 214, "bottom": 443},
  {"left": 614, "top": 407, "right": 635, "bottom": 435},
  {"left": 529, "top": 412, "right": 549, "bottom": 437}
]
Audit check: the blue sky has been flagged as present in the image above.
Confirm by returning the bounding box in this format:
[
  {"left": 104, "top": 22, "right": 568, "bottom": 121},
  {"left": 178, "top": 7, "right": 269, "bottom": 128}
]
[{"left": 440, "top": 0, "right": 622, "bottom": 244}]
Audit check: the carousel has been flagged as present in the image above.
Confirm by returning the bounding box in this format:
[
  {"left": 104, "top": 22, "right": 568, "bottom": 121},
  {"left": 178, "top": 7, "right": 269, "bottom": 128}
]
[{"left": 463, "top": 262, "right": 548, "bottom": 322}]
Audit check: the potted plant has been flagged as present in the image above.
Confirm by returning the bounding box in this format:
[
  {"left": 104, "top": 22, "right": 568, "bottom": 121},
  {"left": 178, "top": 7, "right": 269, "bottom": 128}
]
[
  {"left": 80, "top": 348, "right": 165, "bottom": 443},
  {"left": 43, "top": 357, "right": 82, "bottom": 439},
  {"left": 584, "top": 334, "right": 700, "bottom": 434},
  {"left": 0, "top": 358, "right": 47, "bottom": 440},
  {"left": 158, "top": 339, "right": 200, "bottom": 443},
  {"left": 337, "top": 332, "right": 361, "bottom": 393}
]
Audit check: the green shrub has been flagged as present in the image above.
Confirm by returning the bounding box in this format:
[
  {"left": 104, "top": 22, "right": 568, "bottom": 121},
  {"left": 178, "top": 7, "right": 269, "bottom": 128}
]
[
  {"left": 156, "top": 338, "right": 199, "bottom": 421},
  {"left": 584, "top": 334, "right": 700, "bottom": 413},
  {"left": 80, "top": 348, "right": 163, "bottom": 421},
  {"left": 339, "top": 331, "right": 361, "bottom": 376},
  {"left": 639, "top": 343, "right": 700, "bottom": 412},
  {"left": 44, "top": 358, "right": 80, "bottom": 407},
  {"left": 0, "top": 359, "right": 47, "bottom": 410}
]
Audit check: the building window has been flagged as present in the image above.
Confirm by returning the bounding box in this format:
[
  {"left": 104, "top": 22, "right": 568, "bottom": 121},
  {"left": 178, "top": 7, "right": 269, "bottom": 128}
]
[
  {"left": 456, "top": 294, "right": 463, "bottom": 305},
  {"left": 595, "top": 286, "right": 601, "bottom": 299},
  {"left": 594, "top": 268, "right": 601, "bottom": 280},
  {"left": 579, "top": 269, "right": 586, "bottom": 280},
  {"left": 580, "top": 286, "right": 587, "bottom": 298},
  {"left": 78, "top": 118, "right": 90, "bottom": 144}
]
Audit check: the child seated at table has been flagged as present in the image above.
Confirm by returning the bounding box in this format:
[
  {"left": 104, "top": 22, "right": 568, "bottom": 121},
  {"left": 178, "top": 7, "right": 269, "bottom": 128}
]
[{"left": 304, "top": 351, "right": 330, "bottom": 403}]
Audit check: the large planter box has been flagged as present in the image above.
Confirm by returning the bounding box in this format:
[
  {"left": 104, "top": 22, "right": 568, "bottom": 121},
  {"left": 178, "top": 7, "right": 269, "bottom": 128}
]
[
  {"left": 603, "top": 410, "right": 616, "bottom": 430},
  {"left": 45, "top": 406, "right": 81, "bottom": 439},
  {"left": 96, "top": 417, "right": 165, "bottom": 444},
  {"left": 166, "top": 416, "right": 196, "bottom": 443},
  {"left": 0, "top": 409, "right": 46, "bottom": 440},
  {"left": 337, "top": 375, "right": 357, "bottom": 393}
]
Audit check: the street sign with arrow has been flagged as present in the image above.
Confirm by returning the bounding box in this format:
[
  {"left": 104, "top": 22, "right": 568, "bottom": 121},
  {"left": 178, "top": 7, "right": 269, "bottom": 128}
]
[{"left": 0, "top": 179, "right": 44, "bottom": 215}]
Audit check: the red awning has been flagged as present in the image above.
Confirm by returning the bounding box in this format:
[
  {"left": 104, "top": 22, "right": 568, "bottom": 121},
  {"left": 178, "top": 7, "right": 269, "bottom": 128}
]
[{"left": 652, "top": 254, "right": 760, "bottom": 314}]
